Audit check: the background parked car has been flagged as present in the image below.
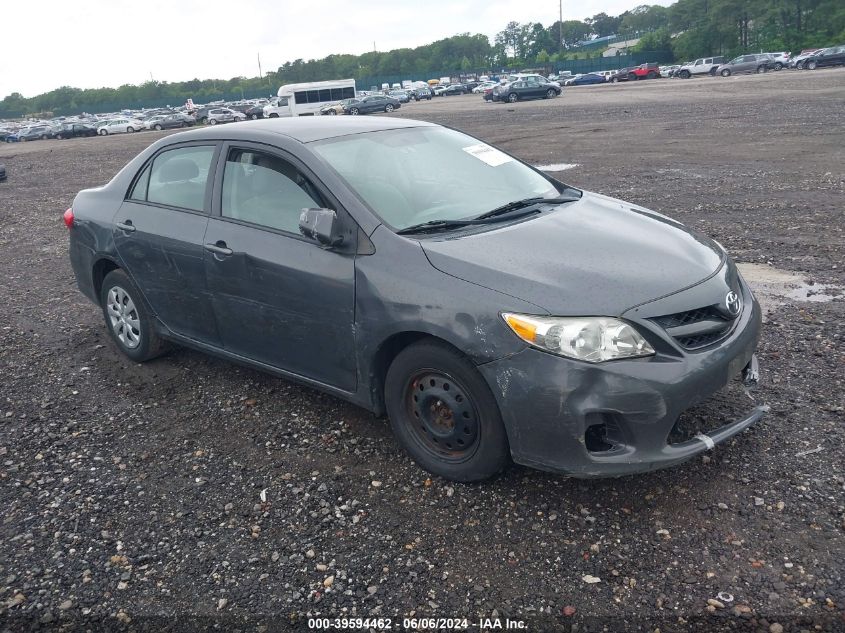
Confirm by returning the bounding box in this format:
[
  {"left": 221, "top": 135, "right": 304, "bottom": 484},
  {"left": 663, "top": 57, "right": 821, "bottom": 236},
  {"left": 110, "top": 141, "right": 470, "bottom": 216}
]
[
  {"left": 803, "top": 45, "right": 845, "bottom": 69},
  {"left": 206, "top": 107, "right": 246, "bottom": 125},
  {"left": 245, "top": 105, "right": 265, "bottom": 119},
  {"left": 342, "top": 95, "right": 401, "bottom": 114},
  {"left": 677, "top": 56, "right": 726, "bottom": 78},
  {"left": 765, "top": 51, "right": 791, "bottom": 70},
  {"left": 434, "top": 84, "right": 468, "bottom": 96},
  {"left": 97, "top": 118, "right": 143, "bottom": 135},
  {"left": 18, "top": 125, "right": 55, "bottom": 141},
  {"left": 411, "top": 87, "right": 433, "bottom": 100},
  {"left": 608, "top": 68, "right": 633, "bottom": 83},
  {"left": 627, "top": 63, "right": 661, "bottom": 80},
  {"left": 148, "top": 114, "right": 195, "bottom": 130},
  {"left": 790, "top": 48, "right": 823, "bottom": 68},
  {"left": 387, "top": 90, "right": 410, "bottom": 103},
  {"left": 53, "top": 122, "right": 97, "bottom": 139},
  {"left": 660, "top": 65, "right": 681, "bottom": 77},
  {"left": 565, "top": 73, "right": 607, "bottom": 86},
  {"left": 320, "top": 98, "right": 359, "bottom": 115},
  {"left": 491, "top": 79, "right": 560, "bottom": 102},
  {"left": 717, "top": 54, "right": 776, "bottom": 76}
]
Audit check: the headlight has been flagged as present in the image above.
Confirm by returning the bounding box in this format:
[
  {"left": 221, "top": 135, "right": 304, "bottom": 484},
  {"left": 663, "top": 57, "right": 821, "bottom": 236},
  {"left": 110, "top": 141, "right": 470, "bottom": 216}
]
[{"left": 502, "top": 313, "right": 655, "bottom": 363}]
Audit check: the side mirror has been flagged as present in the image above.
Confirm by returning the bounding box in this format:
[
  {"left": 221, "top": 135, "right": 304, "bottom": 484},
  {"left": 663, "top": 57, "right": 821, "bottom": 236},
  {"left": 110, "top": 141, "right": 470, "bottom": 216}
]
[{"left": 299, "top": 208, "right": 343, "bottom": 247}]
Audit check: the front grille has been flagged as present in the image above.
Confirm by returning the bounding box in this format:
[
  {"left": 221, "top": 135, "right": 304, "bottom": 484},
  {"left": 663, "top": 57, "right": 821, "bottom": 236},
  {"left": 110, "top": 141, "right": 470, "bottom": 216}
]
[
  {"left": 653, "top": 306, "right": 726, "bottom": 329},
  {"left": 652, "top": 304, "right": 736, "bottom": 350}
]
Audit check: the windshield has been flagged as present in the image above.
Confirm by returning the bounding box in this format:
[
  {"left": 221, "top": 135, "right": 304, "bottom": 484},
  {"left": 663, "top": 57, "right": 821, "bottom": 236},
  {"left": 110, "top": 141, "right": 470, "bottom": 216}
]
[{"left": 311, "top": 126, "right": 565, "bottom": 231}]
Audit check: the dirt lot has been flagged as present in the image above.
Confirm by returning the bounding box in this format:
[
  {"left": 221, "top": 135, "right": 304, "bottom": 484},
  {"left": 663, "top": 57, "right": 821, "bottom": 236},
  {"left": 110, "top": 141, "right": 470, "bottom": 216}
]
[{"left": 1, "top": 70, "right": 843, "bottom": 632}]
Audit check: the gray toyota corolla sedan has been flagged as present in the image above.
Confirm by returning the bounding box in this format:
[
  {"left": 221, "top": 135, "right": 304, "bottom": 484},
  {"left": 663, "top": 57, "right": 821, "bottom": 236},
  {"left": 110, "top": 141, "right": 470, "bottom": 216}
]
[{"left": 65, "top": 117, "right": 766, "bottom": 481}]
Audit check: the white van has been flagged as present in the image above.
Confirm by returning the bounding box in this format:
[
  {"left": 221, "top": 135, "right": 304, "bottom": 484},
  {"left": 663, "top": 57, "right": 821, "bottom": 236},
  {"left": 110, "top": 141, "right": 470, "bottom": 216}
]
[{"left": 267, "top": 79, "right": 357, "bottom": 117}]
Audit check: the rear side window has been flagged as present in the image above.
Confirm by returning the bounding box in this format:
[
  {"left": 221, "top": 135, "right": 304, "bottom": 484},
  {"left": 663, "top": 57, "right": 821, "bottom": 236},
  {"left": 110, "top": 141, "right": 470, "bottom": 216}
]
[{"left": 132, "top": 145, "right": 215, "bottom": 212}]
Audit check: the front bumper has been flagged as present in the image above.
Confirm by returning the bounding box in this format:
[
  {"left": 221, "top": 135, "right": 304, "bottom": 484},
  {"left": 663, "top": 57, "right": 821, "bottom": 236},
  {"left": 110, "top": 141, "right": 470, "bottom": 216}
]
[{"left": 478, "top": 284, "right": 765, "bottom": 477}]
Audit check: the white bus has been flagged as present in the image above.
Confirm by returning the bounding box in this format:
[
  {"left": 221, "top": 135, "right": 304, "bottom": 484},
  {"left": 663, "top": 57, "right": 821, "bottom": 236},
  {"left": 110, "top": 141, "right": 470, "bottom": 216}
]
[{"left": 265, "top": 79, "right": 357, "bottom": 117}]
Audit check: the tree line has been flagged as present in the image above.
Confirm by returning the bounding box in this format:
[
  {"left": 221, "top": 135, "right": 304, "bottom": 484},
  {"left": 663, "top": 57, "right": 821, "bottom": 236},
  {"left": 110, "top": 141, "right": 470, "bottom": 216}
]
[{"left": 2, "top": 0, "right": 843, "bottom": 117}]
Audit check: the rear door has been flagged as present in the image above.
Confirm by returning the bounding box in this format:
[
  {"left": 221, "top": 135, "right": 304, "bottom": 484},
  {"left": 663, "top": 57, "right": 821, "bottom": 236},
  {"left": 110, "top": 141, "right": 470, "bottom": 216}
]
[
  {"left": 114, "top": 142, "right": 222, "bottom": 345},
  {"left": 203, "top": 143, "right": 358, "bottom": 390}
]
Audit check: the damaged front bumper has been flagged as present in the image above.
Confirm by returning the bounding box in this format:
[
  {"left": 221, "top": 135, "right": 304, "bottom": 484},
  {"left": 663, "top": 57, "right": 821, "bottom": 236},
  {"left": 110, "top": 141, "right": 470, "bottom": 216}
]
[{"left": 477, "top": 295, "right": 766, "bottom": 478}]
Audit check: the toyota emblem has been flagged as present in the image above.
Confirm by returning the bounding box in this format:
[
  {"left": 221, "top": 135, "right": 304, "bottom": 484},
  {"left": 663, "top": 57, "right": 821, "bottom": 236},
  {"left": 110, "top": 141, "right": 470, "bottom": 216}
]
[{"left": 725, "top": 291, "right": 742, "bottom": 316}]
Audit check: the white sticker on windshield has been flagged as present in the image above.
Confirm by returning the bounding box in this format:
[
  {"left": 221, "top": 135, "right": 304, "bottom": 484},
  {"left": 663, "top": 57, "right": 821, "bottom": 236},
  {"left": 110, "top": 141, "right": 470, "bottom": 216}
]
[{"left": 462, "top": 143, "right": 514, "bottom": 167}]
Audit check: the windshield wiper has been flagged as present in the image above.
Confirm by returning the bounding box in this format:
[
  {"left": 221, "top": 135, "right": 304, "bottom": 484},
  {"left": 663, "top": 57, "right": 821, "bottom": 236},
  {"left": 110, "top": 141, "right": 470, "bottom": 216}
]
[
  {"left": 396, "top": 208, "right": 542, "bottom": 235},
  {"left": 474, "top": 195, "right": 581, "bottom": 220}
]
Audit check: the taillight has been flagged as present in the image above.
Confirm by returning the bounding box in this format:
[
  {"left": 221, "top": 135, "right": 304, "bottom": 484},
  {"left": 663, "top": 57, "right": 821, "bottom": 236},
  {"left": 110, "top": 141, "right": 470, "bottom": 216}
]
[{"left": 63, "top": 208, "right": 74, "bottom": 228}]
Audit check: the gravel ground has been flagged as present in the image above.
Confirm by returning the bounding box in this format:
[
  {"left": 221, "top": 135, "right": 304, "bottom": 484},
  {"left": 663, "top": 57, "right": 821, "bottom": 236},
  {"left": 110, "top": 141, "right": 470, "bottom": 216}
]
[{"left": 0, "top": 69, "right": 843, "bottom": 632}]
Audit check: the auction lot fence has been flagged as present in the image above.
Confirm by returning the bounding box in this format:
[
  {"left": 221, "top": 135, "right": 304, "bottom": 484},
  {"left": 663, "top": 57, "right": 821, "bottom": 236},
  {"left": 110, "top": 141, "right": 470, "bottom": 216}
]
[{"left": 0, "top": 52, "right": 673, "bottom": 119}]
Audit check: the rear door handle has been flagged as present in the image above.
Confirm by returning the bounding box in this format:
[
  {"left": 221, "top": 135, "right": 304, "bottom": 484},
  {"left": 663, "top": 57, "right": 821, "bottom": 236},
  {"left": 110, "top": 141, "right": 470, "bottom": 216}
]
[
  {"left": 116, "top": 220, "right": 136, "bottom": 233},
  {"left": 204, "top": 241, "right": 233, "bottom": 257}
]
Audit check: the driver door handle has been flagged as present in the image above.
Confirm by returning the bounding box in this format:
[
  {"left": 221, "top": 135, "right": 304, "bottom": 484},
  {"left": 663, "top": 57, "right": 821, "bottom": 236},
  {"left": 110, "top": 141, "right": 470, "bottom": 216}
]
[
  {"left": 204, "top": 241, "right": 233, "bottom": 257},
  {"left": 116, "top": 220, "right": 136, "bottom": 233}
]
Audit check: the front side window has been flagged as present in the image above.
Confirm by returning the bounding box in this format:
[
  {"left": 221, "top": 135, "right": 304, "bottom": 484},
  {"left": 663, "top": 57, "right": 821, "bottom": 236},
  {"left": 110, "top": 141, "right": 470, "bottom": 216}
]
[
  {"left": 312, "top": 126, "right": 562, "bottom": 231},
  {"left": 141, "top": 145, "right": 215, "bottom": 211},
  {"left": 221, "top": 149, "right": 323, "bottom": 234}
]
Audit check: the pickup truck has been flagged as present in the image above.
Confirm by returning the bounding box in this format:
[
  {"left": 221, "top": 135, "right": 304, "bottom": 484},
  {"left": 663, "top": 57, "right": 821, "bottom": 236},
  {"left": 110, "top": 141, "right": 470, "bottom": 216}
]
[{"left": 676, "top": 56, "right": 726, "bottom": 78}]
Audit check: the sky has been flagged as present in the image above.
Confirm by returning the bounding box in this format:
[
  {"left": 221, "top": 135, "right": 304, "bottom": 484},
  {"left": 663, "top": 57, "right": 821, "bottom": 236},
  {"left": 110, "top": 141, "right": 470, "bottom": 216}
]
[{"left": 0, "top": 0, "right": 673, "bottom": 98}]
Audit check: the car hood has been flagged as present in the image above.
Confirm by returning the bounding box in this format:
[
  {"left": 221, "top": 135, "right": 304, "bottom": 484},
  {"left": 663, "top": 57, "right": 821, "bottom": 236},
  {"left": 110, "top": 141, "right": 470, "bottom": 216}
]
[{"left": 420, "top": 191, "right": 724, "bottom": 316}]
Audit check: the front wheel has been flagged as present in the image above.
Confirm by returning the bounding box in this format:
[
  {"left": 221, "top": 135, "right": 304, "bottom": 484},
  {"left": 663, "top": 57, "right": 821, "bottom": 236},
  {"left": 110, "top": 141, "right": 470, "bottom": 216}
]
[
  {"left": 806, "top": 60, "right": 817, "bottom": 70},
  {"left": 545, "top": 88, "right": 556, "bottom": 98},
  {"left": 384, "top": 341, "right": 510, "bottom": 482},
  {"left": 679, "top": 70, "right": 691, "bottom": 79},
  {"left": 721, "top": 69, "right": 731, "bottom": 77},
  {"left": 385, "top": 104, "right": 394, "bottom": 112},
  {"left": 127, "top": 127, "right": 135, "bottom": 133},
  {"left": 154, "top": 124, "right": 163, "bottom": 131},
  {"left": 647, "top": 71, "right": 658, "bottom": 79},
  {"left": 99, "top": 129, "right": 108, "bottom": 136},
  {"left": 100, "top": 269, "right": 168, "bottom": 363},
  {"left": 507, "top": 92, "right": 518, "bottom": 103},
  {"left": 611, "top": 77, "right": 618, "bottom": 83},
  {"left": 775, "top": 62, "right": 783, "bottom": 70},
  {"left": 756, "top": 65, "right": 766, "bottom": 73},
  {"left": 349, "top": 107, "right": 360, "bottom": 115},
  {"left": 209, "top": 118, "right": 218, "bottom": 125},
  {"left": 41, "top": 135, "right": 49, "bottom": 140}
]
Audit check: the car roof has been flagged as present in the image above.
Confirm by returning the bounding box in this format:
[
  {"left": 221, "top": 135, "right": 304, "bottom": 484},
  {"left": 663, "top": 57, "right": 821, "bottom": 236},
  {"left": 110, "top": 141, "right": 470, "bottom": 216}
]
[{"left": 160, "top": 116, "right": 434, "bottom": 144}]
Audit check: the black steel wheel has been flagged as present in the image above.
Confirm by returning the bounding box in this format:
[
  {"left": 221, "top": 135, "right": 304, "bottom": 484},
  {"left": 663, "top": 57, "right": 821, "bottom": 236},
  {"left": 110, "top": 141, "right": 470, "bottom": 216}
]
[{"left": 385, "top": 340, "right": 510, "bottom": 481}]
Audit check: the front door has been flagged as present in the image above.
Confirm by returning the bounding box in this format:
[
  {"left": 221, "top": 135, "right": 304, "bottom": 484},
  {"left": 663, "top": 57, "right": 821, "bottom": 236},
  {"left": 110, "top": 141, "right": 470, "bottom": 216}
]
[
  {"left": 113, "top": 143, "right": 221, "bottom": 345},
  {"left": 204, "top": 144, "right": 357, "bottom": 391}
]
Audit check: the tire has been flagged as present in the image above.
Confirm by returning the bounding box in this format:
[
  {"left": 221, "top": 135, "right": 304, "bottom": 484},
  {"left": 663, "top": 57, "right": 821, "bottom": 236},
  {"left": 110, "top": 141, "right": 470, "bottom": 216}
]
[
  {"left": 384, "top": 104, "right": 394, "bottom": 112},
  {"left": 127, "top": 127, "right": 135, "bottom": 133},
  {"left": 55, "top": 134, "right": 63, "bottom": 140},
  {"left": 327, "top": 109, "right": 337, "bottom": 115},
  {"left": 250, "top": 113, "right": 259, "bottom": 119},
  {"left": 209, "top": 118, "right": 218, "bottom": 125},
  {"left": 100, "top": 269, "right": 168, "bottom": 363},
  {"left": 349, "top": 107, "right": 360, "bottom": 115},
  {"left": 648, "top": 71, "right": 658, "bottom": 79},
  {"left": 99, "top": 129, "right": 108, "bottom": 136},
  {"left": 545, "top": 88, "right": 556, "bottom": 98},
  {"left": 628, "top": 73, "right": 637, "bottom": 81},
  {"left": 268, "top": 113, "right": 278, "bottom": 118},
  {"left": 507, "top": 92, "right": 518, "bottom": 103},
  {"left": 679, "top": 70, "right": 691, "bottom": 79},
  {"left": 807, "top": 60, "right": 817, "bottom": 70},
  {"left": 721, "top": 69, "right": 731, "bottom": 77},
  {"left": 756, "top": 65, "right": 766, "bottom": 74},
  {"left": 610, "top": 77, "right": 618, "bottom": 83},
  {"left": 41, "top": 135, "right": 48, "bottom": 140},
  {"left": 796, "top": 61, "right": 804, "bottom": 69},
  {"left": 154, "top": 124, "right": 162, "bottom": 131},
  {"left": 775, "top": 62, "right": 783, "bottom": 70},
  {"left": 384, "top": 340, "right": 510, "bottom": 482}
]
